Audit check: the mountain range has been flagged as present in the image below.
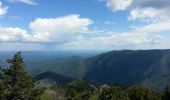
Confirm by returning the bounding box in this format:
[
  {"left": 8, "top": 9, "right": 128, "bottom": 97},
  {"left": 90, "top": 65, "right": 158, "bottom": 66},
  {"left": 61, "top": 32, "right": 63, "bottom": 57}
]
[{"left": 1, "top": 49, "right": 170, "bottom": 91}]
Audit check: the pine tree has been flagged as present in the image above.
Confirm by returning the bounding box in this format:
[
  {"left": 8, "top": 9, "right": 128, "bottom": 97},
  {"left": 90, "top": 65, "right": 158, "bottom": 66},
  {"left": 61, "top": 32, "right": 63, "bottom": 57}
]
[
  {"left": 0, "top": 66, "right": 6, "bottom": 99},
  {"left": 162, "top": 86, "right": 170, "bottom": 100},
  {"left": 1, "top": 52, "right": 42, "bottom": 100}
]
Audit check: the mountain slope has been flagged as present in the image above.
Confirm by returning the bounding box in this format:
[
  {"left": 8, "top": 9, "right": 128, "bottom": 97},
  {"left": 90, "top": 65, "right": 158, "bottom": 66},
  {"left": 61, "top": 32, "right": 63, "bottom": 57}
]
[
  {"left": 34, "top": 71, "right": 73, "bottom": 84},
  {"left": 0, "top": 51, "right": 100, "bottom": 76},
  {"left": 84, "top": 49, "right": 170, "bottom": 91},
  {"left": 2, "top": 49, "right": 170, "bottom": 91},
  {"left": 68, "top": 80, "right": 96, "bottom": 90},
  {"left": 32, "top": 49, "right": 170, "bottom": 91}
]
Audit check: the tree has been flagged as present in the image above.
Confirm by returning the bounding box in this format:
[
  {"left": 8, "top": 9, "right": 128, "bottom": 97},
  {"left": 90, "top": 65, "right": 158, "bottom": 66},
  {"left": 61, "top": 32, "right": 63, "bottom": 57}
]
[
  {"left": 162, "top": 85, "right": 170, "bottom": 100},
  {"left": 127, "top": 86, "right": 160, "bottom": 100},
  {"left": 0, "top": 66, "right": 6, "bottom": 99},
  {"left": 99, "top": 85, "right": 129, "bottom": 100},
  {"left": 0, "top": 52, "right": 43, "bottom": 100}
]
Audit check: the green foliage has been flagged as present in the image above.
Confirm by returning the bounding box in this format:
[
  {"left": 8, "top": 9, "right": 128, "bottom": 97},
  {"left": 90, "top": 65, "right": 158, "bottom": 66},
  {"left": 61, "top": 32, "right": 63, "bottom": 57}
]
[
  {"left": 68, "top": 80, "right": 95, "bottom": 90},
  {"left": 3, "top": 50, "right": 170, "bottom": 92},
  {"left": 127, "top": 86, "right": 161, "bottom": 100},
  {"left": 36, "top": 89, "right": 58, "bottom": 100},
  {"left": 1, "top": 51, "right": 170, "bottom": 100},
  {"left": 99, "top": 85, "right": 129, "bottom": 100},
  {"left": 162, "top": 85, "right": 170, "bottom": 100},
  {"left": 0, "top": 52, "right": 43, "bottom": 100},
  {"left": 36, "top": 83, "right": 170, "bottom": 100}
]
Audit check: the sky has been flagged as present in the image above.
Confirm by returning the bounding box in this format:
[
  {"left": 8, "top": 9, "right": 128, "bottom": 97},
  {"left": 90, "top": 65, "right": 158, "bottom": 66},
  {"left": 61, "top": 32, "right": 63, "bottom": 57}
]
[{"left": 0, "top": 0, "right": 170, "bottom": 51}]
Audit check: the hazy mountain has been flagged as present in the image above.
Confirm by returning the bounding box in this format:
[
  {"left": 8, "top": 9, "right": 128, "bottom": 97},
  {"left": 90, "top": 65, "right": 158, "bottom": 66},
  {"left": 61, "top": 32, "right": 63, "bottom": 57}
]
[
  {"left": 84, "top": 49, "right": 170, "bottom": 91},
  {"left": 34, "top": 71, "right": 73, "bottom": 84},
  {"left": 1, "top": 49, "right": 170, "bottom": 91},
  {"left": 68, "top": 80, "right": 96, "bottom": 90},
  {"left": 0, "top": 51, "right": 102, "bottom": 76}
]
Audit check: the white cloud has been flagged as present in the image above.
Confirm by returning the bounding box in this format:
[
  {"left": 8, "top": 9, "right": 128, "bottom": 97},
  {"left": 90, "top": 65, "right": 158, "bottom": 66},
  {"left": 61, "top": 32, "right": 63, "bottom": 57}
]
[
  {"left": 134, "top": 21, "right": 170, "bottom": 33},
  {"left": 0, "top": 27, "right": 50, "bottom": 43},
  {"left": 128, "top": 8, "right": 158, "bottom": 22},
  {"left": 128, "top": 7, "right": 170, "bottom": 22},
  {"left": 29, "top": 14, "right": 93, "bottom": 43},
  {"left": 127, "top": 0, "right": 170, "bottom": 22},
  {"left": 0, "top": 2, "right": 8, "bottom": 16},
  {"left": 30, "top": 14, "right": 93, "bottom": 35},
  {"left": 102, "top": 0, "right": 170, "bottom": 50},
  {"left": 0, "top": 14, "right": 167, "bottom": 50},
  {"left": 0, "top": 27, "right": 29, "bottom": 42},
  {"left": 0, "top": 25, "right": 166, "bottom": 50},
  {"left": 106, "top": 0, "right": 132, "bottom": 12},
  {"left": 0, "top": 13, "right": 169, "bottom": 50},
  {"left": 7, "top": 0, "right": 37, "bottom": 5},
  {"left": 104, "top": 0, "right": 170, "bottom": 22},
  {"left": 0, "top": 14, "right": 93, "bottom": 43},
  {"left": 61, "top": 32, "right": 163, "bottom": 50}
]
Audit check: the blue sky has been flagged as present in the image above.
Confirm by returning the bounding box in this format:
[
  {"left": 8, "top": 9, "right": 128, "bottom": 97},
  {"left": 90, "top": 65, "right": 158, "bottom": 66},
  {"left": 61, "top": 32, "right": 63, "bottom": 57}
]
[{"left": 0, "top": 0, "right": 170, "bottom": 51}]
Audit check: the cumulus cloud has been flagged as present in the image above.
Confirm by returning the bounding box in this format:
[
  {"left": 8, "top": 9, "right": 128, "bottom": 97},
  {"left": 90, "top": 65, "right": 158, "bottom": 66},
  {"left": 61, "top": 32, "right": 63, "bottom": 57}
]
[
  {"left": 128, "top": 8, "right": 159, "bottom": 22},
  {"left": 0, "top": 14, "right": 93, "bottom": 43},
  {"left": 29, "top": 14, "right": 93, "bottom": 43},
  {"left": 0, "top": 2, "right": 8, "bottom": 16},
  {"left": 128, "top": 7, "right": 170, "bottom": 22},
  {"left": 128, "top": 0, "right": 170, "bottom": 22},
  {"left": 7, "top": 0, "right": 37, "bottom": 5},
  {"left": 106, "top": 0, "right": 132, "bottom": 12},
  {"left": 105, "top": 0, "right": 170, "bottom": 22},
  {"left": 0, "top": 27, "right": 29, "bottom": 42}
]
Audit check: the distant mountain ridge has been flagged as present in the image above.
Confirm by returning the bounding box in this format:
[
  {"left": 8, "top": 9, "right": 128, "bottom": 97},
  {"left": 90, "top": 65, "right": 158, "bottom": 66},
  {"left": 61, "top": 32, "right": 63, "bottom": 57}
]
[
  {"left": 1, "top": 49, "right": 170, "bottom": 91},
  {"left": 84, "top": 49, "right": 170, "bottom": 91},
  {"left": 34, "top": 71, "right": 73, "bottom": 84}
]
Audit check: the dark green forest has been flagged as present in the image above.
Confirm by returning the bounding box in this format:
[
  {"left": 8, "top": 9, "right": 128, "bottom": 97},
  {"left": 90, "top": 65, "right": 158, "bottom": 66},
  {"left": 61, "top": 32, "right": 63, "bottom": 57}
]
[
  {"left": 1, "top": 52, "right": 170, "bottom": 100},
  {"left": 1, "top": 50, "right": 170, "bottom": 92}
]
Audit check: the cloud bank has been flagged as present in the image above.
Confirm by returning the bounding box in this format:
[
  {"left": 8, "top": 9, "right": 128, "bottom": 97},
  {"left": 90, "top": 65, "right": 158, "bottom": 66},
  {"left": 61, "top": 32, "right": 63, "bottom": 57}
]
[{"left": 0, "top": 14, "right": 167, "bottom": 50}]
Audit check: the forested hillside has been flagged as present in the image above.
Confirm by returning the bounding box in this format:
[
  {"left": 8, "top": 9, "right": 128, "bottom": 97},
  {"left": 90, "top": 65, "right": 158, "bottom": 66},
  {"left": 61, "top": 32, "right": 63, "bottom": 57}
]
[
  {"left": 1, "top": 50, "right": 170, "bottom": 92},
  {"left": 1, "top": 52, "right": 170, "bottom": 100},
  {"left": 29, "top": 49, "right": 170, "bottom": 91},
  {"left": 84, "top": 50, "right": 170, "bottom": 91}
]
